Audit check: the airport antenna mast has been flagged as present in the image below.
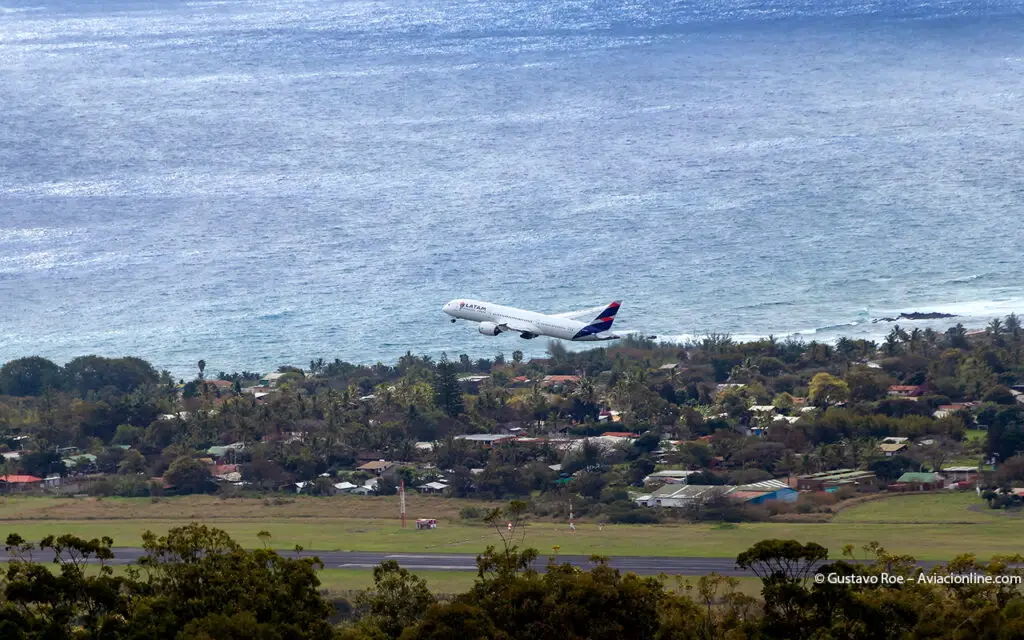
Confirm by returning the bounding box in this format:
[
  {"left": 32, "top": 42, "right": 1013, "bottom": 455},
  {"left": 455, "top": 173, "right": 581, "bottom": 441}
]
[{"left": 400, "top": 479, "right": 406, "bottom": 529}]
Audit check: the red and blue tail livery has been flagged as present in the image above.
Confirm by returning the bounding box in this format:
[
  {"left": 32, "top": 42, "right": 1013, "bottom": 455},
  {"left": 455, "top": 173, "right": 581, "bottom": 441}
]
[{"left": 573, "top": 301, "right": 621, "bottom": 339}]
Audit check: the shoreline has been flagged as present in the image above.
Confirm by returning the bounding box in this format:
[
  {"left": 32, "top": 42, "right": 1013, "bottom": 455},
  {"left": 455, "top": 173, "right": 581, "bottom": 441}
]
[{"left": 0, "top": 310, "right": 1010, "bottom": 381}]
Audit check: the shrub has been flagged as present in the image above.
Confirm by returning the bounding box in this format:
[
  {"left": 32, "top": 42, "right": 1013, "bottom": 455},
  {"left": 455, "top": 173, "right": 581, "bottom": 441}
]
[
  {"left": 459, "top": 506, "right": 484, "bottom": 520},
  {"left": 604, "top": 502, "right": 661, "bottom": 524}
]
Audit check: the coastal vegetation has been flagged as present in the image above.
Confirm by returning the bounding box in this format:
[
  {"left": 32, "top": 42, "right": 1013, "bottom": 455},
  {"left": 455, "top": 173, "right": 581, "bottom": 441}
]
[
  {"left": 2, "top": 319, "right": 1024, "bottom": 635},
  {"left": 1, "top": 317, "right": 1024, "bottom": 524},
  {"left": 1, "top": 521, "right": 1023, "bottom": 639}
]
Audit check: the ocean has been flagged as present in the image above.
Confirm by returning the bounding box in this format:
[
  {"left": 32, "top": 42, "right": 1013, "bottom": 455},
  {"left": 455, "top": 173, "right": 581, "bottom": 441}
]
[{"left": 2, "top": 0, "right": 1023, "bottom": 378}]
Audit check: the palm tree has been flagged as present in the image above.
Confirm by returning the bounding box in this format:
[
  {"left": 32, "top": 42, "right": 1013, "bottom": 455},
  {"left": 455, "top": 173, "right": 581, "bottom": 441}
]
[
  {"left": 922, "top": 328, "right": 938, "bottom": 356},
  {"left": 908, "top": 328, "right": 922, "bottom": 354},
  {"left": 987, "top": 318, "right": 1005, "bottom": 347},
  {"left": 1005, "top": 313, "right": 1021, "bottom": 340},
  {"left": 947, "top": 323, "right": 968, "bottom": 349}
]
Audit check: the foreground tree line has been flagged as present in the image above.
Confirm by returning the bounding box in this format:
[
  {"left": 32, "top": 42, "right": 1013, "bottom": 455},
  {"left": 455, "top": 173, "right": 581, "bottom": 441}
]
[
  {"left": 2, "top": 516, "right": 1023, "bottom": 639},
  {"left": 1, "top": 317, "right": 1023, "bottom": 517}
]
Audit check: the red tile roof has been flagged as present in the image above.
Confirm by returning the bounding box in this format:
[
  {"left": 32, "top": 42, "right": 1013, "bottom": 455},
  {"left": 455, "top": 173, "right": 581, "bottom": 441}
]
[
  {"left": 601, "top": 432, "right": 639, "bottom": 438},
  {"left": 0, "top": 475, "right": 42, "bottom": 483}
]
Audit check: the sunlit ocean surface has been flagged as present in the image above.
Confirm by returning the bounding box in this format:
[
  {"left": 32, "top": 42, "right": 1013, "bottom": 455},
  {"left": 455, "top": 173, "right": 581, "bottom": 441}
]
[{"left": 2, "top": 0, "right": 1023, "bottom": 376}]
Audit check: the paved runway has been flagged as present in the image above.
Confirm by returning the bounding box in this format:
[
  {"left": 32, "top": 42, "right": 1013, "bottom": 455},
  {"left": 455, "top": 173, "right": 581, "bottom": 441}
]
[{"left": 0, "top": 548, "right": 950, "bottom": 577}]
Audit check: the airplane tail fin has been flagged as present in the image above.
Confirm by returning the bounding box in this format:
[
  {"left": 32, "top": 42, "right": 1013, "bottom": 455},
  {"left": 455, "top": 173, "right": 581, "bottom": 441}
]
[{"left": 577, "top": 301, "right": 621, "bottom": 336}]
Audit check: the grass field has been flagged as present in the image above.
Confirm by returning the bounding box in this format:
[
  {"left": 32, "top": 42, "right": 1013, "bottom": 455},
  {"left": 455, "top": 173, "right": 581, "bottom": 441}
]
[
  {"left": 1, "top": 493, "right": 1017, "bottom": 562},
  {"left": 965, "top": 429, "right": 987, "bottom": 444},
  {"left": 833, "top": 491, "right": 1014, "bottom": 524}
]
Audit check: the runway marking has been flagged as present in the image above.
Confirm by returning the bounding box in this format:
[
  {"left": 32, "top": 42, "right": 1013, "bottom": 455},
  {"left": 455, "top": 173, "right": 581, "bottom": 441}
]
[
  {"left": 385, "top": 554, "right": 478, "bottom": 560},
  {"left": 338, "top": 563, "right": 471, "bottom": 570}
]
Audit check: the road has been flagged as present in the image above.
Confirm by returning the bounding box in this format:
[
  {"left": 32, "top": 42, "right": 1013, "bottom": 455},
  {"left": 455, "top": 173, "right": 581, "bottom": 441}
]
[{"left": 0, "top": 548, "right": 951, "bottom": 577}]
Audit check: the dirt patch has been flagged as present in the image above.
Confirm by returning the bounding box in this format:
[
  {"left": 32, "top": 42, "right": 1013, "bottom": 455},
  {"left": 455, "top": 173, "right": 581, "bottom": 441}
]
[
  {"left": 966, "top": 504, "right": 1024, "bottom": 518},
  {"left": 0, "top": 495, "right": 503, "bottom": 522}
]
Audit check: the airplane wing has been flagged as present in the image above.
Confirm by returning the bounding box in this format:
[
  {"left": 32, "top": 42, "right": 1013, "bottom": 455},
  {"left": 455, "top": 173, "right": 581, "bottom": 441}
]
[
  {"left": 551, "top": 305, "right": 608, "bottom": 322},
  {"left": 498, "top": 320, "right": 539, "bottom": 334}
]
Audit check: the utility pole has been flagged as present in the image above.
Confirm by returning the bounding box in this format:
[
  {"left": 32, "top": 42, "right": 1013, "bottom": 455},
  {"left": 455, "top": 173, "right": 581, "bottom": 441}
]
[
  {"left": 569, "top": 498, "right": 575, "bottom": 532},
  {"left": 400, "top": 479, "right": 406, "bottom": 529}
]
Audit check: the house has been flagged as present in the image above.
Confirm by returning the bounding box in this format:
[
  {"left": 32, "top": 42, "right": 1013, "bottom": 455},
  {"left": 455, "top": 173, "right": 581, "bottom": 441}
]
[
  {"left": 729, "top": 479, "right": 799, "bottom": 504},
  {"left": 457, "top": 375, "right": 490, "bottom": 392},
  {"left": 543, "top": 375, "right": 581, "bottom": 388},
  {"left": 888, "top": 385, "right": 924, "bottom": 398},
  {"left": 933, "top": 403, "right": 975, "bottom": 419},
  {"left": 940, "top": 466, "right": 979, "bottom": 484},
  {"left": 636, "top": 484, "right": 732, "bottom": 509},
  {"left": 0, "top": 474, "right": 43, "bottom": 491},
  {"left": 206, "top": 442, "right": 245, "bottom": 460},
  {"left": 598, "top": 410, "right": 622, "bottom": 423},
  {"left": 878, "top": 436, "right": 909, "bottom": 456},
  {"left": 892, "top": 472, "right": 944, "bottom": 491},
  {"left": 796, "top": 469, "right": 877, "bottom": 491},
  {"left": 209, "top": 463, "right": 241, "bottom": 483},
  {"left": 333, "top": 481, "right": 358, "bottom": 493},
  {"left": 658, "top": 363, "right": 680, "bottom": 372},
  {"left": 259, "top": 372, "right": 290, "bottom": 388},
  {"left": 453, "top": 434, "right": 514, "bottom": 447},
  {"left": 716, "top": 383, "right": 745, "bottom": 394},
  {"left": 2, "top": 451, "right": 21, "bottom": 462},
  {"left": 637, "top": 479, "right": 797, "bottom": 509},
  {"left": 749, "top": 405, "right": 776, "bottom": 414},
  {"left": 417, "top": 481, "right": 449, "bottom": 494},
  {"left": 62, "top": 453, "right": 98, "bottom": 471},
  {"left": 643, "top": 470, "right": 699, "bottom": 485},
  {"left": 206, "top": 379, "right": 234, "bottom": 393},
  {"left": 356, "top": 460, "right": 394, "bottom": 475},
  {"left": 600, "top": 432, "right": 639, "bottom": 439}
]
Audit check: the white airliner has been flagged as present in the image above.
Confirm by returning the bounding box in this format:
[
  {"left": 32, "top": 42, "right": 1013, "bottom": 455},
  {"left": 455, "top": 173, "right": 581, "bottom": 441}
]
[{"left": 442, "top": 299, "right": 623, "bottom": 341}]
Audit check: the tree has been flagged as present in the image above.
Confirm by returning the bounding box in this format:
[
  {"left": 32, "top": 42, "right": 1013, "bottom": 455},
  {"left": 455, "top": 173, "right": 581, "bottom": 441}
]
[
  {"left": 808, "top": 373, "right": 849, "bottom": 407},
  {"left": 18, "top": 450, "right": 65, "bottom": 478},
  {"left": 983, "top": 385, "right": 1017, "bottom": 405},
  {"left": 398, "top": 602, "right": 502, "bottom": 640},
  {"left": 355, "top": 560, "right": 435, "bottom": 638},
  {"left": 164, "top": 456, "right": 214, "bottom": 494},
  {"left": 958, "top": 356, "right": 996, "bottom": 400},
  {"left": 117, "top": 449, "right": 147, "bottom": 475},
  {"left": 845, "top": 367, "right": 894, "bottom": 402},
  {"left": 512, "top": 350, "right": 523, "bottom": 365},
  {"left": 0, "top": 525, "right": 336, "bottom": 639},
  {"left": 198, "top": 359, "right": 206, "bottom": 380},
  {"left": 434, "top": 354, "right": 464, "bottom": 418},
  {"left": 735, "top": 539, "right": 829, "bottom": 640},
  {"left": 0, "top": 356, "right": 62, "bottom": 396},
  {"left": 62, "top": 355, "right": 159, "bottom": 395}
]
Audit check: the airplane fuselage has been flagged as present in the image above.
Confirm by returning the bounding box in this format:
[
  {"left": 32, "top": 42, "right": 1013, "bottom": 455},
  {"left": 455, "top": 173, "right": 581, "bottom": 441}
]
[{"left": 442, "top": 299, "right": 621, "bottom": 342}]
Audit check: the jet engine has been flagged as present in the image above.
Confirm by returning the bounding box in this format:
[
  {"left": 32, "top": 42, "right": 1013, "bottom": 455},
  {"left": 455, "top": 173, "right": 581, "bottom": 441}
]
[{"left": 478, "top": 321, "right": 503, "bottom": 336}]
